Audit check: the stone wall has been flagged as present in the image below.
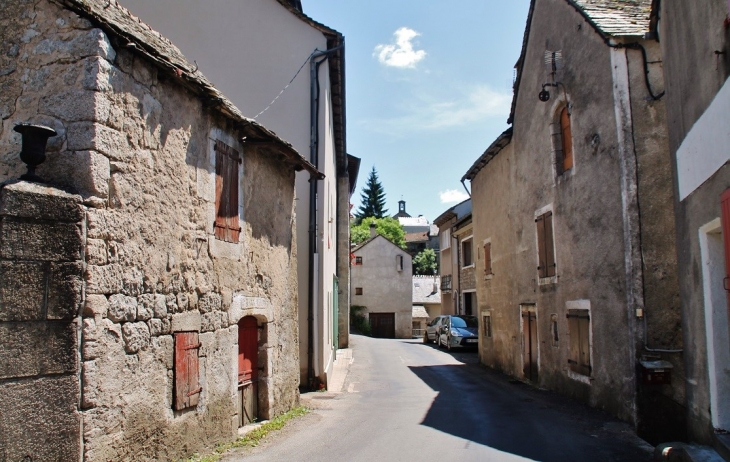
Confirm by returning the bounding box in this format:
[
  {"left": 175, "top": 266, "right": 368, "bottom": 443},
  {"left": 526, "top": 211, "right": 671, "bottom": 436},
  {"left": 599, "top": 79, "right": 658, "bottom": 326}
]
[
  {"left": 0, "top": 182, "right": 84, "bottom": 462},
  {"left": 1, "top": 0, "right": 300, "bottom": 460}
]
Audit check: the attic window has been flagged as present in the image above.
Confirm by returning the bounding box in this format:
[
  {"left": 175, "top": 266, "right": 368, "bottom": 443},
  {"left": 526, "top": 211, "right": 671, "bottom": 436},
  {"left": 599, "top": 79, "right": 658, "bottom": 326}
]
[{"left": 355, "top": 256, "right": 363, "bottom": 265}]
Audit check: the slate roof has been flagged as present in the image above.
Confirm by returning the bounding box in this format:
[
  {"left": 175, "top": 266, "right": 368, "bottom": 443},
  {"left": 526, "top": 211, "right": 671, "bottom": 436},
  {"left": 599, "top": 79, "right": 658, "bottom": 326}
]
[
  {"left": 53, "top": 0, "right": 322, "bottom": 178},
  {"left": 412, "top": 276, "right": 441, "bottom": 304},
  {"left": 569, "top": 0, "right": 653, "bottom": 37},
  {"left": 462, "top": 128, "right": 513, "bottom": 182},
  {"left": 412, "top": 306, "right": 430, "bottom": 319},
  {"left": 405, "top": 231, "right": 429, "bottom": 243}
]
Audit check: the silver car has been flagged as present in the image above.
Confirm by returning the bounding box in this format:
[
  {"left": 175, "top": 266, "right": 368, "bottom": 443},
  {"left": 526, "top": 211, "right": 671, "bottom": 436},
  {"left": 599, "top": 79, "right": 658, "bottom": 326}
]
[{"left": 423, "top": 315, "right": 479, "bottom": 350}]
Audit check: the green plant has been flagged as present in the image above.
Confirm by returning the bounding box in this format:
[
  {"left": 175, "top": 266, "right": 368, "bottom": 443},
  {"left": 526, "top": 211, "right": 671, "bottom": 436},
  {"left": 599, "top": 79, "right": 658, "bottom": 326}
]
[
  {"left": 350, "top": 305, "right": 371, "bottom": 336},
  {"left": 354, "top": 166, "right": 388, "bottom": 223},
  {"left": 413, "top": 248, "right": 438, "bottom": 275},
  {"left": 351, "top": 216, "right": 406, "bottom": 249}
]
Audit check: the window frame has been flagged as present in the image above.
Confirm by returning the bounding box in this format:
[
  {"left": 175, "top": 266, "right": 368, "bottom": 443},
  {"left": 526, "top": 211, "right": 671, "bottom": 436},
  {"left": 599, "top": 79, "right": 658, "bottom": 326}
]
[
  {"left": 355, "top": 287, "right": 363, "bottom": 296},
  {"left": 483, "top": 239, "right": 493, "bottom": 278},
  {"left": 550, "top": 102, "right": 575, "bottom": 179},
  {"left": 354, "top": 256, "right": 363, "bottom": 266},
  {"left": 461, "top": 236, "right": 474, "bottom": 269},
  {"left": 440, "top": 228, "right": 451, "bottom": 250},
  {"left": 483, "top": 312, "right": 492, "bottom": 338},
  {"left": 566, "top": 300, "right": 592, "bottom": 384},
  {"left": 535, "top": 206, "right": 557, "bottom": 284},
  {"left": 214, "top": 139, "right": 242, "bottom": 243}
]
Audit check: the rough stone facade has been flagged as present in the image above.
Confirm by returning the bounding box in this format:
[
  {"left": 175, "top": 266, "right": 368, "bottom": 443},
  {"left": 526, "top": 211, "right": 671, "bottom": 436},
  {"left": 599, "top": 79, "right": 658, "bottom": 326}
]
[
  {"left": 0, "top": 0, "right": 302, "bottom": 460},
  {"left": 464, "top": 0, "right": 682, "bottom": 444}
]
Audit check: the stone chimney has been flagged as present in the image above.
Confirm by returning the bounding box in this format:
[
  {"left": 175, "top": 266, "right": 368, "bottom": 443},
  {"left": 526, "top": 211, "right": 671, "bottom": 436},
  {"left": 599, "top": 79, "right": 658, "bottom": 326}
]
[{"left": 369, "top": 222, "right": 376, "bottom": 238}]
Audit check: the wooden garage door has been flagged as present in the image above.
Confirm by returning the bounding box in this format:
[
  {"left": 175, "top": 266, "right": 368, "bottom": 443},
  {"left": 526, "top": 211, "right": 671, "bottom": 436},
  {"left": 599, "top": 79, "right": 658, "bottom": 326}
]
[{"left": 369, "top": 313, "right": 395, "bottom": 339}]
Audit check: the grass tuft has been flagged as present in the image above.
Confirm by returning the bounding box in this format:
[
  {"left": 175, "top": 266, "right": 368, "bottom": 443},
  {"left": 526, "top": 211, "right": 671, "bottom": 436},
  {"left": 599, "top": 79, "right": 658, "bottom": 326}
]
[{"left": 185, "top": 406, "right": 309, "bottom": 462}]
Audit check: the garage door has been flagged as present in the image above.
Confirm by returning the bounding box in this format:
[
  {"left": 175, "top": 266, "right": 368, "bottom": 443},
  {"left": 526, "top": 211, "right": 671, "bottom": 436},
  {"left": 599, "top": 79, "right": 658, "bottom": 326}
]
[{"left": 369, "top": 313, "right": 395, "bottom": 338}]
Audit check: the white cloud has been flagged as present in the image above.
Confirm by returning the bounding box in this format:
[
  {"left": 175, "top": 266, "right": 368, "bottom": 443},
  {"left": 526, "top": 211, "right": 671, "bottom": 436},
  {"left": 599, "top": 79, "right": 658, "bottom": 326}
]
[
  {"left": 360, "top": 84, "right": 512, "bottom": 135},
  {"left": 440, "top": 189, "right": 470, "bottom": 204},
  {"left": 373, "top": 27, "right": 426, "bottom": 69}
]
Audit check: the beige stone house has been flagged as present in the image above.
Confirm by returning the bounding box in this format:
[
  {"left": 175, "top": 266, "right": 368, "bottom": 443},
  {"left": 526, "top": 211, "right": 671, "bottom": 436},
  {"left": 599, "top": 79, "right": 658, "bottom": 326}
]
[
  {"left": 412, "top": 275, "right": 441, "bottom": 338},
  {"left": 434, "top": 199, "right": 472, "bottom": 315},
  {"left": 118, "top": 0, "right": 353, "bottom": 390},
  {"left": 657, "top": 0, "right": 730, "bottom": 449},
  {"left": 0, "top": 0, "right": 317, "bottom": 460},
  {"left": 351, "top": 230, "right": 413, "bottom": 339},
  {"left": 462, "top": 0, "right": 682, "bottom": 444}
]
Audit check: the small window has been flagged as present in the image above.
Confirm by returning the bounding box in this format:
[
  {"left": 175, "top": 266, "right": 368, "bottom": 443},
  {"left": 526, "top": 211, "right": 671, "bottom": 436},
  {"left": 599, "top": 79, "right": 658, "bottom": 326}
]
[
  {"left": 567, "top": 309, "right": 591, "bottom": 376},
  {"left": 462, "top": 237, "right": 473, "bottom": 268},
  {"left": 174, "top": 331, "right": 201, "bottom": 410},
  {"left": 550, "top": 314, "right": 559, "bottom": 347},
  {"left": 214, "top": 140, "right": 242, "bottom": 243},
  {"left": 396, "top": 255, "right": 404, "bottom": 271},
  {"left": 483, "top": 313, "right": 492, "bottom": 338},
  {"left": 355, "top": 256, "right": 363, "bottom": 266},
  {"left": 536, "top": 211, "right": 556, "bottom": 279},
  {"left": 355, "top": 287, "right": 363, "bottom": 295},
  {"left": 440, "top": 228, "right": 451, "bottom": 250},
  {"left": 484, "top": 241, "right": 492, "bottom": 276}
]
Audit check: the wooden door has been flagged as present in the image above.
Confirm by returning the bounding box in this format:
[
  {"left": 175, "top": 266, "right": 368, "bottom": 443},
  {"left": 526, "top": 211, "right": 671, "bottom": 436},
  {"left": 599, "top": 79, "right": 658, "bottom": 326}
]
[
  {"left": 522, "top": 308, "right": 538, "bottom": 382},
  {"left": 369, "top": 313, "right": 395, "bottom": 338},
  {"left": 238, "top": 316, "right": 258, "bottom": 426}
]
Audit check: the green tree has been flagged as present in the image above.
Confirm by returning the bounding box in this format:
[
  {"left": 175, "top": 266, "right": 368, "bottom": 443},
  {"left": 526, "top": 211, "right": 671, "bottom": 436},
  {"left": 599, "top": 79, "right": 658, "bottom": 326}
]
[
  {"left": 355, "top": 167, "right": 388, "bottom": 223},
  {"left": 413, "top": 248, "right": 438, "bottom": 275},
  {"left": 351, "top": 217, "right": 406, "bottom": 249}
]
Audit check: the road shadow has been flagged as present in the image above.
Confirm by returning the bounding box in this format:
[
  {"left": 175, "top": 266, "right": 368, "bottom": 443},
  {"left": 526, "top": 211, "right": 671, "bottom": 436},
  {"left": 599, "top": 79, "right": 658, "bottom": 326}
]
[{"left": 407, "top": 363, "right": 652, "bottom": 462}]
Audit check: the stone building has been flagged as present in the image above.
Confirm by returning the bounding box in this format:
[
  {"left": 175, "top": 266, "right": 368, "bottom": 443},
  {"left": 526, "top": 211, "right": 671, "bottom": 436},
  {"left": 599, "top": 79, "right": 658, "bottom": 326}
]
[
  {"left": 434, "top": 199, "right": 472, "bottom": 315},
  {"left": 118, "top": 0, "right": 353, "bottom": 389},
  {"left": 656, "top": 0, "right": 730, "bottom": 448},
  {"left": 461, "top": 0, "right": 683, "bottom": 444},
  {"left": 351, "top": 229, "right": 413, "bottom": 339},
  {"left": 0, "top": 0, "right": 316, "bottom": 459}
]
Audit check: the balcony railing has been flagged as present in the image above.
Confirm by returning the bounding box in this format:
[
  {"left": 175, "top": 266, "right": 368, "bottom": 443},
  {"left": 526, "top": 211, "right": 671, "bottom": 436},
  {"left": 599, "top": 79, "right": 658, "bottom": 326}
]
[{"left": 440, "top": 275, "right": 452, "bottom": 291}]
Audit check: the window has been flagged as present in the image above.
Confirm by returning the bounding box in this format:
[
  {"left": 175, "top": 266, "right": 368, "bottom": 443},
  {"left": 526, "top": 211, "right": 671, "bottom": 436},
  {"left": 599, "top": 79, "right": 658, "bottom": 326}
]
[
  {"left": 396, "top": 255, "right": 404, "bottom": 271},
  {"left": 559, "top": 107, "right": 573, "bottom": 172},
  {"left": 461, "top": 237, "right": 473, "bottom": 268},
  {"left": 174, "top": 331, "right": 201, "bottom": 410},
  {"left": 355, "top": 287, "right": 363, "bottom": 295},
  {"left": 483, "top": 241, "right": 492, "bottom": 276},
  {"left": 567, "top": 309, "right": 591, "bottom": 376},
  {"left": 214, "top": 140, "right": 242, "bottom": 243},
  {"left": 483, "top": 313, "right": 492, "bottom": 338},
  {"left": 463, "top": 292, "right": 476, "bottom": 316},
  {"left": 536, "top": 211, "right": 556, "bottom": 279},
  {"left": 354, "top": 256, "right": 363, "bottom": 266},
  {"left": 550, "top": 314, "right": 559, "bottom": 347},
  {"left": 440, "top": 228, "right": 451, "bottom": 250}
]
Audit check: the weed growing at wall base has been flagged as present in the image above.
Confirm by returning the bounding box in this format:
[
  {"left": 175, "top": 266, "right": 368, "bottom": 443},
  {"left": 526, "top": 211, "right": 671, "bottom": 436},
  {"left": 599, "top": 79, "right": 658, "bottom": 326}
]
[{"left": 185, "top": 406, "right": 309, "bottom": 462}]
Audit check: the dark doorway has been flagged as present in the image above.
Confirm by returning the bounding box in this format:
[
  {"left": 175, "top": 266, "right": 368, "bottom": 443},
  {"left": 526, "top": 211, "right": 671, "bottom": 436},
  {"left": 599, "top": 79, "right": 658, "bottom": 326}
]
[
  {"left": 521, "top": 306, "right": 538, "bottom": 383},
  {"left": 369, "top": 313, "right": 395, "bottom": 338},
  {"left": 238, "top": 316, "right": 258, "bottom": 426}
]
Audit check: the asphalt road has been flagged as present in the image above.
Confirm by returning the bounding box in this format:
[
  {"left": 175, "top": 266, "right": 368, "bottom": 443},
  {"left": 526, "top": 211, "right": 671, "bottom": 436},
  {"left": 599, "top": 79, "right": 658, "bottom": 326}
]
[{"left": 224, "top": 334, "right": 654, "bottom": 462}]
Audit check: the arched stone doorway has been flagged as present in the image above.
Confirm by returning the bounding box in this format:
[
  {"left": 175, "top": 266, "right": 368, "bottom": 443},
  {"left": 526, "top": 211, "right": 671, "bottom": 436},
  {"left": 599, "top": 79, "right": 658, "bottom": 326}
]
[{"left": 238, "top": 316, "right": 258, "bottom": 427}]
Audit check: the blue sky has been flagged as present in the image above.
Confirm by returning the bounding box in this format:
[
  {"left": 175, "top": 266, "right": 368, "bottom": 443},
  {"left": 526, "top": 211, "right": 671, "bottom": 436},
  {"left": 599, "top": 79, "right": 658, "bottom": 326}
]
[{"left": 302, "top": 1, "right": 530, "bottom": 222}]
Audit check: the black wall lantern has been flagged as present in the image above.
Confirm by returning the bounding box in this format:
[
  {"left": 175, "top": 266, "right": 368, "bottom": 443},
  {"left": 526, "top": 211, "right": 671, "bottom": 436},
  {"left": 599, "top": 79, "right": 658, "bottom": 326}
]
[{"left": 13, "top": 123, "right": 57, "bottom": 183}]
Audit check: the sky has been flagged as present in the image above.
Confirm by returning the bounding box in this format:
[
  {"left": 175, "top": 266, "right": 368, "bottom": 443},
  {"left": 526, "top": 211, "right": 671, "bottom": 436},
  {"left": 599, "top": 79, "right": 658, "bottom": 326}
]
[{"left": 301, "top": 1, "right": 531, "bottom": 223}]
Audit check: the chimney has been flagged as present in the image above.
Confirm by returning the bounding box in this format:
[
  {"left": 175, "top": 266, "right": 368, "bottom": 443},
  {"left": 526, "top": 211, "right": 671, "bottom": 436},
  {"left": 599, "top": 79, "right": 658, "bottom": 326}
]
[{"left": 369, "top": 222, "right": 377, "bottom": 238}]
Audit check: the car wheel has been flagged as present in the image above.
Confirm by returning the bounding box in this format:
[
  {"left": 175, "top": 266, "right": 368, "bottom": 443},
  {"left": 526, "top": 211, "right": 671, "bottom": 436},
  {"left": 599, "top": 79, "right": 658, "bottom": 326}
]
[{"left": 423, "top": 332, "right": 429, "bottom": 344}]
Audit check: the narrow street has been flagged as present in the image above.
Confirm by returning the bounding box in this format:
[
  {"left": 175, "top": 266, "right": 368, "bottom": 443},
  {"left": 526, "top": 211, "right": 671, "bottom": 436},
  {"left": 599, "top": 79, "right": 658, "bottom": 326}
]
[{"left": 225, "top": 335, "right": 654, "bottom": 462}]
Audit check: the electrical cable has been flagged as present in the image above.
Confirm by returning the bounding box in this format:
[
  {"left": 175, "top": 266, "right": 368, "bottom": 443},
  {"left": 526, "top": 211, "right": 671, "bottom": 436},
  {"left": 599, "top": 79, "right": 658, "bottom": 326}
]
[{"left": 253, "top": 50, "right": 317, "bottom": 120}]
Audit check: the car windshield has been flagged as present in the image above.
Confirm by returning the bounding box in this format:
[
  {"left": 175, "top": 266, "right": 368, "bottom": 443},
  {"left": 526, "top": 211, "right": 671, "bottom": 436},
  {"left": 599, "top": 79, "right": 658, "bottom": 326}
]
[{"left": 451, "top": 316, "right": 478, "bottom": 328}]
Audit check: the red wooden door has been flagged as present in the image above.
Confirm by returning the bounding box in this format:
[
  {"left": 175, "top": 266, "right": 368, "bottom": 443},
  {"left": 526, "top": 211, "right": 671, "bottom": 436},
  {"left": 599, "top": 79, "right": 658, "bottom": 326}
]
[{"left": 238, "top": 317, "right": 258, "bottom": 385}]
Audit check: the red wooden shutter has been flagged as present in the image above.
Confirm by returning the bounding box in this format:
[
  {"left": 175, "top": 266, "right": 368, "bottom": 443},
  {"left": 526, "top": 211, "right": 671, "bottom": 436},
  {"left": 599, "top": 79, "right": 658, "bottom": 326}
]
[
  {"left": 174, "top": 332, "right": 201, "bottom": 410},
  {"left": 214, "top": 147, "right": 226, "bottom": 241},
  {"left": 721, "top": 188, "right": 730, "bottom": 310},
  {"left": 484, "top": 242, "right": 492, "bottom": 275},
  {"left": 544, "top": 212, "right": 556, "bottom": 277},
  {"left": 536, "top": 215, "right": 547, "bottom": 278},
  {"left": 561, "top": 107, "right": 573, "bottom": 171},
  {"left": 238, "top": 317, "right": 258, "bottom": 385},
  {"left": 214, "top": 141, "right": 241, "bottom": 243}
]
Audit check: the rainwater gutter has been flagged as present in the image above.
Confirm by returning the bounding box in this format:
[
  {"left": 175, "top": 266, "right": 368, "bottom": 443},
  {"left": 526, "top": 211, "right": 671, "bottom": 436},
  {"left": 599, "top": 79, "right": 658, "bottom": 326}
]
[{"left": 307, "top": 45, "right": 344, "bottom": 390}]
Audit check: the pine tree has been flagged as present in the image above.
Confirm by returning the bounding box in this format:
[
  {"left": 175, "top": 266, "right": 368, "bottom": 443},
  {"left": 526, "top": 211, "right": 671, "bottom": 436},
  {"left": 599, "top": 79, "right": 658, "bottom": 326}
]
[{"left": 355, "top": 167, "right": 388, "bottom": 222}]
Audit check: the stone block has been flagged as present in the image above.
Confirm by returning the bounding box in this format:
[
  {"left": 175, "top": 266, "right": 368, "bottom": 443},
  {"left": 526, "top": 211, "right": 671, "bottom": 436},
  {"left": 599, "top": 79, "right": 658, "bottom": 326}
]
[
  {"left": 177, "top": 292, "right": 189, "bottom": 311},
  {"left": 86, "top": 238, "right": 108, "bottom": 265},
  {"left": 199, "top": 292, "right": 222, "bottom": 313},
  {"left": 39, "top": 150, "right": 111, "bottom": 199},
  {"left": 137, "top": 293, "right": 156, "bottom": 321},
  {"left": 0, "top": 375, "right": 81, "bottom": 462},
  {"left": 0, "top": 181, "right": 83, "bottom": 222},
  {"left": 0, "top": 218, "right": 83, "bottom": 262},
  {"left": 67, "top": 121, "right": 129, "bottom": 161},
  {"left": 81, "top": 360, "right": 98, "bottom": 409},
  {"left": 86, "top": 263, "right": 123, "bottom": 294},
  {"left": 166, "top": 293, "right": 178, "bottom": 313},
  {"left": 47, "top": 262, "right": 83, "bottom": 320},
  {"left": 39, "top": 89, "right": 106, "bottom": 123},
  {"left": 33, "top": 28, "right": 115, "bottom": 65},
  {"left": 0, "top": 261, "right": 46, "bottom": 321},
  {"left": 201, "top": 312, "right": 220, "bottom": 333},
  {"left": 82, "top": 318, "right": 121, "bottom": 361},
  {"left": 122, "top": 321, "right": 150, "bottom": 353},
  {"left": 152, "top": 335, "right": 173, "bottom": 369},
  {"left": 171, "top": 311, "right": 201, "bottom": 333},
  {"left": 83, "top": 294, "right": 108, "bottom": 318},
  {"left": 148, "top": 317, "right": 163, "bottom": 336},
  {"left": 153, "top": 293, "right": 167, "bottom": 318},
  {"left": 0, "top": 322, "right": 77, "bottom": 379},
  {"left": 83, "top": 56, "right": 114, "bottom": 92},
  {"left": 107, "top": 293, "right": 136, "bottom": 323}
]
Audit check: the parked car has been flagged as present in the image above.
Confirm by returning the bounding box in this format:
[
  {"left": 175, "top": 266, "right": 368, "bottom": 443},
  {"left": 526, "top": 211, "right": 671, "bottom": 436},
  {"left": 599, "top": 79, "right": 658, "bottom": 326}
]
[{"left": 423, "top": 315, "right": 479, "bottom": 350}]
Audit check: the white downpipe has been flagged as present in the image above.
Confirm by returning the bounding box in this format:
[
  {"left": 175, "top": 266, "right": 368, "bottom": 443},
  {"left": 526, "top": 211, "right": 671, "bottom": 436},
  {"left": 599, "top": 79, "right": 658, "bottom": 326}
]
[{"left": 313, "top": 254, "right": 320, "bottom": 377}]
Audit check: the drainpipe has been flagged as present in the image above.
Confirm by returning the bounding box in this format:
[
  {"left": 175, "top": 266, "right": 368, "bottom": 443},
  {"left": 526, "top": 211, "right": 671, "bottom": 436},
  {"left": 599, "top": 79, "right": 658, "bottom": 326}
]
[{"left": 307, "top": 45, "right": 343, "bottom": 390}]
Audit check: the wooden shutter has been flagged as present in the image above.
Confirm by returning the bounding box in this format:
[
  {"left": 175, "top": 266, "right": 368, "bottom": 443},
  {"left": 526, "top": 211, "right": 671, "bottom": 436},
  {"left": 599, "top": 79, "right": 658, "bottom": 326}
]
[
  {"left": 484, "top": 242, "right": 492, "bottom": 276},
  {"left": 721, "top": 189, "right": 730, "bottom": 310},
  {"left": 536, "top": 215, "right": 547, "bottom": 278},
  {"left": 544, "top": 212, "right": 556, "bottom": 277},
  {"left": 214, "top": 140, "right": 242, "bottom": 243},
  {"left": 560, "top": 107, "right": 573, "bottom": 171},
  {"left": 567, "top": 310, "right": 591, "bottom": 376},
  {"left": 578, "top": 316, "right": 591, "bottom": 376},
  {"left": 174, "top": 332, "right": 201, "bottom": 410}
]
